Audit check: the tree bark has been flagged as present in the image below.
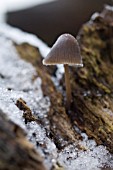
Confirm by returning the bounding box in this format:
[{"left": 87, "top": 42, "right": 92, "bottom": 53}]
[
  {"left": 0, "top": 110, "right": 46, "bottom": 170},
  {"left": 69, "top": 5, "right": 113, "bottom": 153}
]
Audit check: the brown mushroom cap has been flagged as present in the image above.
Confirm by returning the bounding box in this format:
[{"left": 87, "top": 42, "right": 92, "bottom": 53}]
[{"left": 43, "top": 33, "right": 83, "bottom": 66}]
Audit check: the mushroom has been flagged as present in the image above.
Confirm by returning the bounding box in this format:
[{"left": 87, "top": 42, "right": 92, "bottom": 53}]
[{"left": 43, "top": 33, "right": 83, "bottom": 109}]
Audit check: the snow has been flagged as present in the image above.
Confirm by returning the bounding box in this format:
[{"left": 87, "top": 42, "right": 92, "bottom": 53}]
[
  {"left": 0, "top": 0, "right": 57, "bottom": 23},
  {"left": 105, "top": 5, "right": 113, "bottom": 11},
  {"left": 0, "top": 34, "right": 57, "bottom": 168},
  {"left": 91, "top": 12, "right": 99, "bottom": 21},
  {"left": 0, "top": 25, "right": 113, "bottom": 170},
  {"left": 0, "top": 34, "right": 51, "bottom": 130},
  {"left": 58, "top": 136, "right": 113, "bottom": 170},
  {"left": 0, "top": 23, "right": 50, "bottom": 58},
  {"left": 0, "top": 0, "right": 57, "bottom": 12}
]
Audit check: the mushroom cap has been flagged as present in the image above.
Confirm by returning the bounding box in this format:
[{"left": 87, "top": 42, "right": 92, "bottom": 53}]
[{"left": 43, "top": 33, "right": 83, "bottom": 66}]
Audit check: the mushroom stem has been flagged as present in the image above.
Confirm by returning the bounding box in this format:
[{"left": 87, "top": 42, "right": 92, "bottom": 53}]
[{"left": 64, "top": 64, "right": 72, "bottom": 109}]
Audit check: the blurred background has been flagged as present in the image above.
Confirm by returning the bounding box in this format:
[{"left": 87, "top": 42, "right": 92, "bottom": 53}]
[{"left": 0, "top": 0, "right": 112, "bottom": 46}]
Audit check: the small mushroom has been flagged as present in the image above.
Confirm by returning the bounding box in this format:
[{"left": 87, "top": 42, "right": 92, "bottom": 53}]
[{"left": 43, "top": 33, "right": 83, "bottom": 109}]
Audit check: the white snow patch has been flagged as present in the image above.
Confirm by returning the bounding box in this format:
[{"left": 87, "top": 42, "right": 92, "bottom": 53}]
[
  {"left": 0, "top": 88, "right": 25, "bottom": 129},
  {"left": 105, "top": 5, "right": 113, "bottom": 11},
  {"left": 0, "top": 35, "right": 51, "bottom": 128},
  {"left": 3, "top": 0, "right": 56, "bottom": 12},
  {"left": 91, "top": 12, "right": 99, "bottom": 21},
  {"left": 0, "top": 87, "right": 57, "bottom": 169},
  {"left": 0, "top": 23, "right": 50, "bottom": 58},
  {"left": 58, "top": 134, "right": 113, "bottom": 170}
]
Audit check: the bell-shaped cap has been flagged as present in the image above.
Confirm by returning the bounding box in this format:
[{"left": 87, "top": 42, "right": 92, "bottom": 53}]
[{"left": 43, "top": 33, "right": 83, "bottom": 66}]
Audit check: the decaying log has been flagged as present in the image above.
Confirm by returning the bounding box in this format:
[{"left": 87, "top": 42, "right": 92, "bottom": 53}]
[
  {"left": 0, "top": 110, "right": 46, "bottom": 170},
  {"left": 15, "top": 5, "right": 113, "bottom": 153},
  {"left": 68, "top": 5, "right": 113, "bottom": 152},
  {"left": 1, "top": 4, "right": 113, "bottom": 170}
]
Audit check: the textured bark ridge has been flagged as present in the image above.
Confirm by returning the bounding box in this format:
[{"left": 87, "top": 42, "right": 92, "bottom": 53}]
[
  {"left": 68, "top": 5, "right": 113, "bottom": 152},
  {"left": 0, "top": 110, "right": 46, "bottom": 170}
]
